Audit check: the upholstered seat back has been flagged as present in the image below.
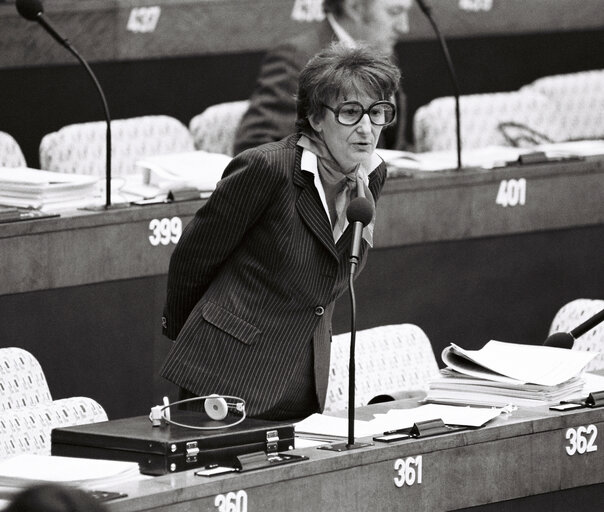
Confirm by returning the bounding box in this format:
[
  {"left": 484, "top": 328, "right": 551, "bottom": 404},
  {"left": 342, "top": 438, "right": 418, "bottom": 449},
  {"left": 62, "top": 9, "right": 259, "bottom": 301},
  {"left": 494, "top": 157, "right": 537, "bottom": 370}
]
[
  {"left": 0, "top": 131, "right": 27, "bottom": 168},
  {"left": 189, "top": 100, "right": 250, "bottom": 156},
  {"left": 413, "top": 90, "right": 568, "bottom": 153},
  {"left": 523, "top": 70, "right": 604, "bottom": 141},
  {"left": 0, "top": 347, "right": 108, "bottom": 458},
  {"left": 549, "top": 299, "right": 604, "bottom": 372},
  {"left": 324, "top": 324, "right": 440, "bottom": 413},
  {"left": 39, "top": 115, "right": 195, "bottom": 176}
]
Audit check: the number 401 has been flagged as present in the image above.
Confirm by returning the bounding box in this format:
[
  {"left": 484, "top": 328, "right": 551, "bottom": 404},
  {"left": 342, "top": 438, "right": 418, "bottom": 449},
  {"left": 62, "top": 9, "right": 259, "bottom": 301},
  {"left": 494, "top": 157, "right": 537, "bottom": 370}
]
[{"left": 496, "top": 178, "right": 526, "bottom": 207}]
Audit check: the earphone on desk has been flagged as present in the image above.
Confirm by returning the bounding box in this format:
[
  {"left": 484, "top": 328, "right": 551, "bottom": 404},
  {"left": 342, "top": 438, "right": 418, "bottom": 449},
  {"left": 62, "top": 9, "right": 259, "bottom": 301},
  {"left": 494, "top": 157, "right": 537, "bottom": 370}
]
[{"left": 149, "top": 394, "right": 246, "bottom": 430}]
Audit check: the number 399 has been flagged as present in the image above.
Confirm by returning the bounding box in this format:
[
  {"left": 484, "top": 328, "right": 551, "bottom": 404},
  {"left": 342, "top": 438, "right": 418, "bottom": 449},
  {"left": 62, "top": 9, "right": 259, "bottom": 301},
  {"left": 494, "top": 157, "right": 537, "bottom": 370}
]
[{"left": 148, "top": 217, "right": 182, "bottom": 246}]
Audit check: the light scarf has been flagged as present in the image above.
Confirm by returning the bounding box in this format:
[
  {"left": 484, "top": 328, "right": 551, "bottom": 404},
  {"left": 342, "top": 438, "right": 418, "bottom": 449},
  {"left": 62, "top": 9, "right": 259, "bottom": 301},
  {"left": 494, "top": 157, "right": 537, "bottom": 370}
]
[{"left": 298, "top": 133, "right": 375, "bottom": 245}]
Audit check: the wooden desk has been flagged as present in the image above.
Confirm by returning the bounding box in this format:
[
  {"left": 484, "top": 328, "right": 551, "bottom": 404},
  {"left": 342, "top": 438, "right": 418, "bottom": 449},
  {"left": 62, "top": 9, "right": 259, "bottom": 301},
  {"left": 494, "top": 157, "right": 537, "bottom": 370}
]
[
  {"left": 103, "top": 403, "right": 604, "bottom": 511},
  {"left": 1, "top": 157, "right": 603, "bottom": 419}
]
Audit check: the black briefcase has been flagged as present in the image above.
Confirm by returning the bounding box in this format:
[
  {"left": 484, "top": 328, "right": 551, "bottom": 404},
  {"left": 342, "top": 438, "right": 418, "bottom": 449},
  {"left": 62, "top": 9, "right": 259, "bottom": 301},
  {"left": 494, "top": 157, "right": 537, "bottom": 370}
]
[{"left": 51, "top": 412, "right": 295, "bottom": 475}]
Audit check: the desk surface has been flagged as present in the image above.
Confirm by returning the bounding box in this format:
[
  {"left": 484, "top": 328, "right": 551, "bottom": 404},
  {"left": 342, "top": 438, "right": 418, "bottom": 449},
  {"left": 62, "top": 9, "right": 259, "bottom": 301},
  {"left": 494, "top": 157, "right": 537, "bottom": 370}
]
[
  {"left": 1, "top": 156, "right": 603, "bottom": 296},
  {"left": 102, "top": 403, "right": 604, "bottom": 512},
  {"left": 2, "top": 0, "right": 604, "bottom": 68}
]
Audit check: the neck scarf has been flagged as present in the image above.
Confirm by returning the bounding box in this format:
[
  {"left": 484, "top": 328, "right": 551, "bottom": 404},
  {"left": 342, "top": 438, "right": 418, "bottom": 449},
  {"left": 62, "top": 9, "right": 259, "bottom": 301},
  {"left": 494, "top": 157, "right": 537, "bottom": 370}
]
[{"left": 298, "top": 132, "right": 375, "bottom": 245}]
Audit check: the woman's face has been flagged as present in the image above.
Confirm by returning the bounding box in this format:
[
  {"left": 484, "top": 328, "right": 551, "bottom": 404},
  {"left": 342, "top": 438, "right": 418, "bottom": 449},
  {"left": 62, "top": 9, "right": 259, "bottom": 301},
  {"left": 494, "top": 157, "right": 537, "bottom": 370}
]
[{"left": 310, "top": 92, "right": 385, "bottom": 172}]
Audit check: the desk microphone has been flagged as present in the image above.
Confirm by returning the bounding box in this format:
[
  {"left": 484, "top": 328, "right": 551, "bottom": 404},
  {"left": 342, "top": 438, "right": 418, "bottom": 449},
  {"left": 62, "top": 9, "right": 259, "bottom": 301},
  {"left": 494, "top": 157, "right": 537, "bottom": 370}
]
[
  {"left": 416, "top": 0, "right": 462, "bottom": 170},
  {"left": 323, "top": 197, "right": 374, "bottom": 452},
  {"left": 544, "top": 308, "right": 604, "bottom": 349},
  {"left": 16, "top": 0, "right": 114, "bottom": 209},
  {"left": 346, "top": 197, "right": 374, "bottom": 276}
]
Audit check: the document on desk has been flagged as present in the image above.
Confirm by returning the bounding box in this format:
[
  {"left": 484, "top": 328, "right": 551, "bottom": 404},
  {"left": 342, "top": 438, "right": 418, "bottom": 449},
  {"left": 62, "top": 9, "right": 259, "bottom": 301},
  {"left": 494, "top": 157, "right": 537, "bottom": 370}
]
[
  {"left": 295, "top": 404, "right": 502, "bottom": 440},
  {"left": 0, "top": 454, "right": 142, "bottom": 497},
  {"left": 442, "top": 340, "right": 597, "bottom": 386}
]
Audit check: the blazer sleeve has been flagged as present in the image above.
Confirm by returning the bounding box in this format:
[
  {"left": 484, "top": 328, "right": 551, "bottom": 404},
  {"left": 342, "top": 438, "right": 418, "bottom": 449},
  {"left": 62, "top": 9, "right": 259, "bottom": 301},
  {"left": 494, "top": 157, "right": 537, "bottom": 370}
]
[
  {"left": 233, "top": 44, "right": 302, "bottom": 155},
  {"left": 162, "top": 149, "right": 280, "bottom": 339}
]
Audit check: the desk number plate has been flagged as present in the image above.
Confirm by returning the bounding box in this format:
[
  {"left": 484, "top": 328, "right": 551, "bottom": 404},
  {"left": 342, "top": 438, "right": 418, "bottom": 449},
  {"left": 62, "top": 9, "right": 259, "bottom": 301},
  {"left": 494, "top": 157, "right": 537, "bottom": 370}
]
[
  {"left": 565, "top": 425, "right": 598, "bottom": 455},
  {"left": 394, "top": 455, "right": 423, "bottom": 487}
]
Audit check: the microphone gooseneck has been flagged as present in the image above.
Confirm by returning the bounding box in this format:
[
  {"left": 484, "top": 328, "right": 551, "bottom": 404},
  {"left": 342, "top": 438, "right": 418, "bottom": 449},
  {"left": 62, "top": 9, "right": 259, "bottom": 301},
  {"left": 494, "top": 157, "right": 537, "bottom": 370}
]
[
  {"left": 16, "top": 0, "right": 113, "bottom": 209},
  {"left": 416, "top": 0, "right": 462, "bottom": 170},
  {"left": 346, "top": 196, "right": 374, "bottom": 275}
]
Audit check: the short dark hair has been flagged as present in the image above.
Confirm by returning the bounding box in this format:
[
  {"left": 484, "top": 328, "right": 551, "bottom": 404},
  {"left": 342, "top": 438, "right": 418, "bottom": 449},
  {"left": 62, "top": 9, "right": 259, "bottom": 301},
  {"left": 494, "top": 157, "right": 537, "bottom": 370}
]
[
  {"left": 296, "top": 42, "right": 401, "bottom": 133},
  {"left": 5, "top": 484, "right": 107, "bottom": 512}
]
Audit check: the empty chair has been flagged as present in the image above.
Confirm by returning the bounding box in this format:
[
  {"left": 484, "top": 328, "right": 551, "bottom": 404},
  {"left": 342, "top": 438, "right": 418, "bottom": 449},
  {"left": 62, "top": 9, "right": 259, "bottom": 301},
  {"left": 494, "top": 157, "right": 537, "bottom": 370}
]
[
  {"left": 0, "top": 131, "right": 27, "bottom": 168},
  {"left": 324, "top": 324, "right": 440, "bottom": 413},
  {"left": 548, "top": 299, "right": 604, "bottom": 372},
  {"left": 412, "top": 90, "right": 569, "bottom": 153},
  {"left": 522, "top": 69, "right": 604, "bottom": 141},
  {"left": 39, "top": 115, "right": 195, "bottom": 177},
  {"left": 189, "top": 100, "right": 250, "bottom": 156},
  {"left": 0, "top": 347, "right": 107, "bottom": 458}
]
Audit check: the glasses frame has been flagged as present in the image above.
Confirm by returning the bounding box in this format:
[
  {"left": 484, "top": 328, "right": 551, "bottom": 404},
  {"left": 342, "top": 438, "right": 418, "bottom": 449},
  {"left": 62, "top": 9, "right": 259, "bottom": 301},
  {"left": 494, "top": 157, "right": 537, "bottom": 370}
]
[{"left": 322, "top": 100, "right": 396, "bottom": 126}]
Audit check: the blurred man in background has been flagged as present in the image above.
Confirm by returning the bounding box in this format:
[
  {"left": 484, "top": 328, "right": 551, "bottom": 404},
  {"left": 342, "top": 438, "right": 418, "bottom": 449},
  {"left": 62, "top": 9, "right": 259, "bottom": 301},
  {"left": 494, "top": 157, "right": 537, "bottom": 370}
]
[{"left": 234, "top": 0, "right": 412, "bottom": 155}]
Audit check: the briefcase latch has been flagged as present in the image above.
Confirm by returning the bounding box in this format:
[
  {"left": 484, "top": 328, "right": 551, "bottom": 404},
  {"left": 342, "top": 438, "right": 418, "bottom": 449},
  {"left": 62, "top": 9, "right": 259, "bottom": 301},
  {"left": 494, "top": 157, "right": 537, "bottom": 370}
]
[
  {"left": 186, "top": 441, "right": 200, "bottom": 463},
  {"left": 266, "top": 429, "right": 279, "bottom": 453}
]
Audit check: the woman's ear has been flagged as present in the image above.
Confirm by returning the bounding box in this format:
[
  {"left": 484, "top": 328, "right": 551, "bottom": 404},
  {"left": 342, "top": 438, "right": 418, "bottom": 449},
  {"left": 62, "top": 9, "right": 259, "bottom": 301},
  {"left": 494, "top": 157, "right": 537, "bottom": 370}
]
[{"left": 308, "top": 114, "right": 323, "bottom": 133}]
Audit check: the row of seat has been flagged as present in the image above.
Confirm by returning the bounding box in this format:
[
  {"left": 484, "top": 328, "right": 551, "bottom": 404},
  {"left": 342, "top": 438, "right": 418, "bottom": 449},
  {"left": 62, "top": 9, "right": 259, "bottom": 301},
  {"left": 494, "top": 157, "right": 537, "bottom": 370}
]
[
  {"left": 2, "top": 69, "right": 602, "bottom": 175},
  {"left": 1, "top": 298, "right": 602, "bottom": 459},
  {"left": 413, "top": 69, "right": 604, "bottom": 152}
]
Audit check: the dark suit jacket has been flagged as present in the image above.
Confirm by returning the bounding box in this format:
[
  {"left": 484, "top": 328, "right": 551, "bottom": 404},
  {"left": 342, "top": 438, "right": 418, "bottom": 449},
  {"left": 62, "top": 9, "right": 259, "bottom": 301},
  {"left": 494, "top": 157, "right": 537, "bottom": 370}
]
[
  {"left": 234, "top": 21, "right": 408, "bottom": 155},
  {"left": 161, "top": 133, "right": 387, "bottom": 419}
]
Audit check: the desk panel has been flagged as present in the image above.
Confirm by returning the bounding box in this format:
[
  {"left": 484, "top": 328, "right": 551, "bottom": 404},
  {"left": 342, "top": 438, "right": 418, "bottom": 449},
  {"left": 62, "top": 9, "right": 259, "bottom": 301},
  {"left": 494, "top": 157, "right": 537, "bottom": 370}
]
[
  {"left": 1, "top": 158, "right": 602, "bottom": 419},
  {"left": 2, "top": 0, "right": 603, "bottom": 67},
  {"left": 101, "top": 405, "right": 604, "bottom": 511}
]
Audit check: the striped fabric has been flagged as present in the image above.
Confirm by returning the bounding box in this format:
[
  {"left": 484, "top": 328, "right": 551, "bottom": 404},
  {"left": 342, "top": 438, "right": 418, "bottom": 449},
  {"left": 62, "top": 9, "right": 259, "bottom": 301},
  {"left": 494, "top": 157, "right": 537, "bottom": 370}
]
[{"left": 161, "top": 133, "right": 387, "bottom": 419}]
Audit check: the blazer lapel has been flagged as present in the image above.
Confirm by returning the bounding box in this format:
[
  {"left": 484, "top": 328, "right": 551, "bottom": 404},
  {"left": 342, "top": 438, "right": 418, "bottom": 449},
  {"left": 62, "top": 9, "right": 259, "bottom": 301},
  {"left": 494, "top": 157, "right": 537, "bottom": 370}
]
[{"left": 293, "top": 164, "right": 339, "bottom": 262}]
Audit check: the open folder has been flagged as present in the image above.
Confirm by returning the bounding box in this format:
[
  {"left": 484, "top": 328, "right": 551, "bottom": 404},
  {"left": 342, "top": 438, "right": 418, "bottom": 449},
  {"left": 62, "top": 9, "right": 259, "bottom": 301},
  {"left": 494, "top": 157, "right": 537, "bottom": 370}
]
[{"left": 427, "top": 340, "right": 598, "bottom": 407}]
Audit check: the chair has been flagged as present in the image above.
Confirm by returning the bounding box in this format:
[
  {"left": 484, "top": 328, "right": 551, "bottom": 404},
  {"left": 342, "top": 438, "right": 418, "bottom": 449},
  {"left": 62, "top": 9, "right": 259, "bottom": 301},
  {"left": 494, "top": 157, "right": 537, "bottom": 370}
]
[
  {"left": 412, "top": 90, "right": 569, "bottom": 153},
  {"left": 0, "top": 347, "right": 107, "bottom": 458},
  {"left": 0, "top": 131, "right": 27, "bottom": 168},
  {"left": 522, "top": 69, "right": 604, "bottom": 141},
  {"left": 39, "top": 115, "right": 195, "bottom": 177},
  {"left": 548, "top": 299, "right": 604, "bottom": 372},
  {"left": 324, "top": 324, "right": 440, "bottom": 413},
  {"left": 189, "top": 100, "right": 250, "bottom": 156}
]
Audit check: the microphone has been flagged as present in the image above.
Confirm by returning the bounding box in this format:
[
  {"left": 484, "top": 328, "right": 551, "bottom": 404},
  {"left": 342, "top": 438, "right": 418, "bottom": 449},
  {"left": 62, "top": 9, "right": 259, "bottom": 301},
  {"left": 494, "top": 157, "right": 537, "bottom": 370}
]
[
  {"left": 346, "top": 197, "right": 374, "bottom": 275},
  {"left": 544, "top": 308, "right": 604, "bottom": 349},
  {"left": 324, "top": 197, "right": 374, "bottom": 451},
  {"left": 16, "top": 0, "right": 115, "bottom": 209},
  {"left": 416, "top": 0, "right": 462, "bottom": 170}
]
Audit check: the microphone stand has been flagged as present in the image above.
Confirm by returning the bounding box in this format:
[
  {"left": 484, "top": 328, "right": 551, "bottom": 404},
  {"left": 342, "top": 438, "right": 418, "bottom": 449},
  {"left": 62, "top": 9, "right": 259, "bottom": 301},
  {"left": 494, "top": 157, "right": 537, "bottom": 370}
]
[
  {"left": 417, "top": 0, "right": 462, "bottom": 170},
  {"left": 22, "top": 3, "right": 115, "bottom": 209},
  {"left": 322, "top": 249, "right": 371, "bottom": 452}
]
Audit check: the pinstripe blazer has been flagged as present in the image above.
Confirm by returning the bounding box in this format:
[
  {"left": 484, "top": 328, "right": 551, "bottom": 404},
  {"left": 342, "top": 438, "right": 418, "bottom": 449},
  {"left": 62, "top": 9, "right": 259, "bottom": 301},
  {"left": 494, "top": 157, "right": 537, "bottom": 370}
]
[{"left": 161, "top": 133, "right": 388, "bottom": 419}]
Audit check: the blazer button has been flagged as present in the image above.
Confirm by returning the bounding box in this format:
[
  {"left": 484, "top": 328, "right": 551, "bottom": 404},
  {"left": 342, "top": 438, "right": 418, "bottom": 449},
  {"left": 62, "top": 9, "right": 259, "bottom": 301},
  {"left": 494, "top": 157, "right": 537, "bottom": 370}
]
[{"left": 314, "top": 306, "right": 325, "bottom": 316}]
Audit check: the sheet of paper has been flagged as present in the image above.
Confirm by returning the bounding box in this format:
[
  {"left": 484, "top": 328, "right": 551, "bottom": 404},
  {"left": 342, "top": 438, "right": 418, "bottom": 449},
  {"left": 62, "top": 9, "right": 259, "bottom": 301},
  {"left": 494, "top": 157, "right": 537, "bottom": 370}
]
[
  {"left": 443, "top": 341, "right": 597, "bottom": 386},
  {"left": 295, "top": 413, "right": 376, "bottom": 438}
]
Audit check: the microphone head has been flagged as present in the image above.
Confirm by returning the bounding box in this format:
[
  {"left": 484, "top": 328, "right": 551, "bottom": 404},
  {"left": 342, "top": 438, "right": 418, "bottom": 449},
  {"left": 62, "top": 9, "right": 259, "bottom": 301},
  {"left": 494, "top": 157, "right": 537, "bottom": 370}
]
[
  {"left": 346, "top": 197, "right": 374, "bottom": 227},
  {"left": 543, "top": 332, "right": 574, "bottom": 349},
  {"left": 16, "top": 0, "right": 44, "bottom": 21}
]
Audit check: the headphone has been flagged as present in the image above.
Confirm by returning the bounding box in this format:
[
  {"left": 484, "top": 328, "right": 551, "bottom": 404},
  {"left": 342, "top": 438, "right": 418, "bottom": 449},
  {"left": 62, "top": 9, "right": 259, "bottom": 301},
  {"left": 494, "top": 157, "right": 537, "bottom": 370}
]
[{"left": 149, "top": 395, "right": 246, "bottom": 430}]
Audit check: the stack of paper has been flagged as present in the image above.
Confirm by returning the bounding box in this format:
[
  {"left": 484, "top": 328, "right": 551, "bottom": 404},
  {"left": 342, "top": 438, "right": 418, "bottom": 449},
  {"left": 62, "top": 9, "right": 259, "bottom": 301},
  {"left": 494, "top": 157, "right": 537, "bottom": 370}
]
[
  {"left": 0, "top": 454, "right": 141, "bottom": 499},
  {"left": 136, "top": 150, "right": 232, "bottom": 193},
  {"left": 0, "top": 168, "right": 98, "bottom": 211},
  {"left": 426, "top": 340, "right": 598, "bottom": 407}
]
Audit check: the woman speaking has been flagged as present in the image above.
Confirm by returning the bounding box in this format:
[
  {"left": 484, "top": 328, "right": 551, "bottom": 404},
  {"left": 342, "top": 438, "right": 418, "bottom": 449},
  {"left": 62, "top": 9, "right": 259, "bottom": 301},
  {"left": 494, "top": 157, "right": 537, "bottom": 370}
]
[{"left": 160, "top": 42, "right": 401, "bottom": 421}]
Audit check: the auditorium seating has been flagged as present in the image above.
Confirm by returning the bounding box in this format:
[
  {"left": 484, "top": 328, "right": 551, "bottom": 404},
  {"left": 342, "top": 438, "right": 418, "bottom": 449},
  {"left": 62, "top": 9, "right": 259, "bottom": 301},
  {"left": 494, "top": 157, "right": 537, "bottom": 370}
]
[
  {"left": 39, "top": 115, "right": 195, "bottom": 177},
  {"left": 0, "top": 131, "right": 27, "bottom": 168},
  {"left": 0, "top": 347, "right": 107, "bottom": 458},
  {"left": 548, "top": 298, "right": 604, "bottom": 372},
  {"left": 522, "top": 69, "right": 604, "bottom": 141},
  {"left": 189, "top": 100, "right": 250, "bottom": 156},
  {"left": 412, "top": 90, "right": 569, "bottom": 153},
  {"left": 324, "top": 324, "right": 440, "bottom": 413}
]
